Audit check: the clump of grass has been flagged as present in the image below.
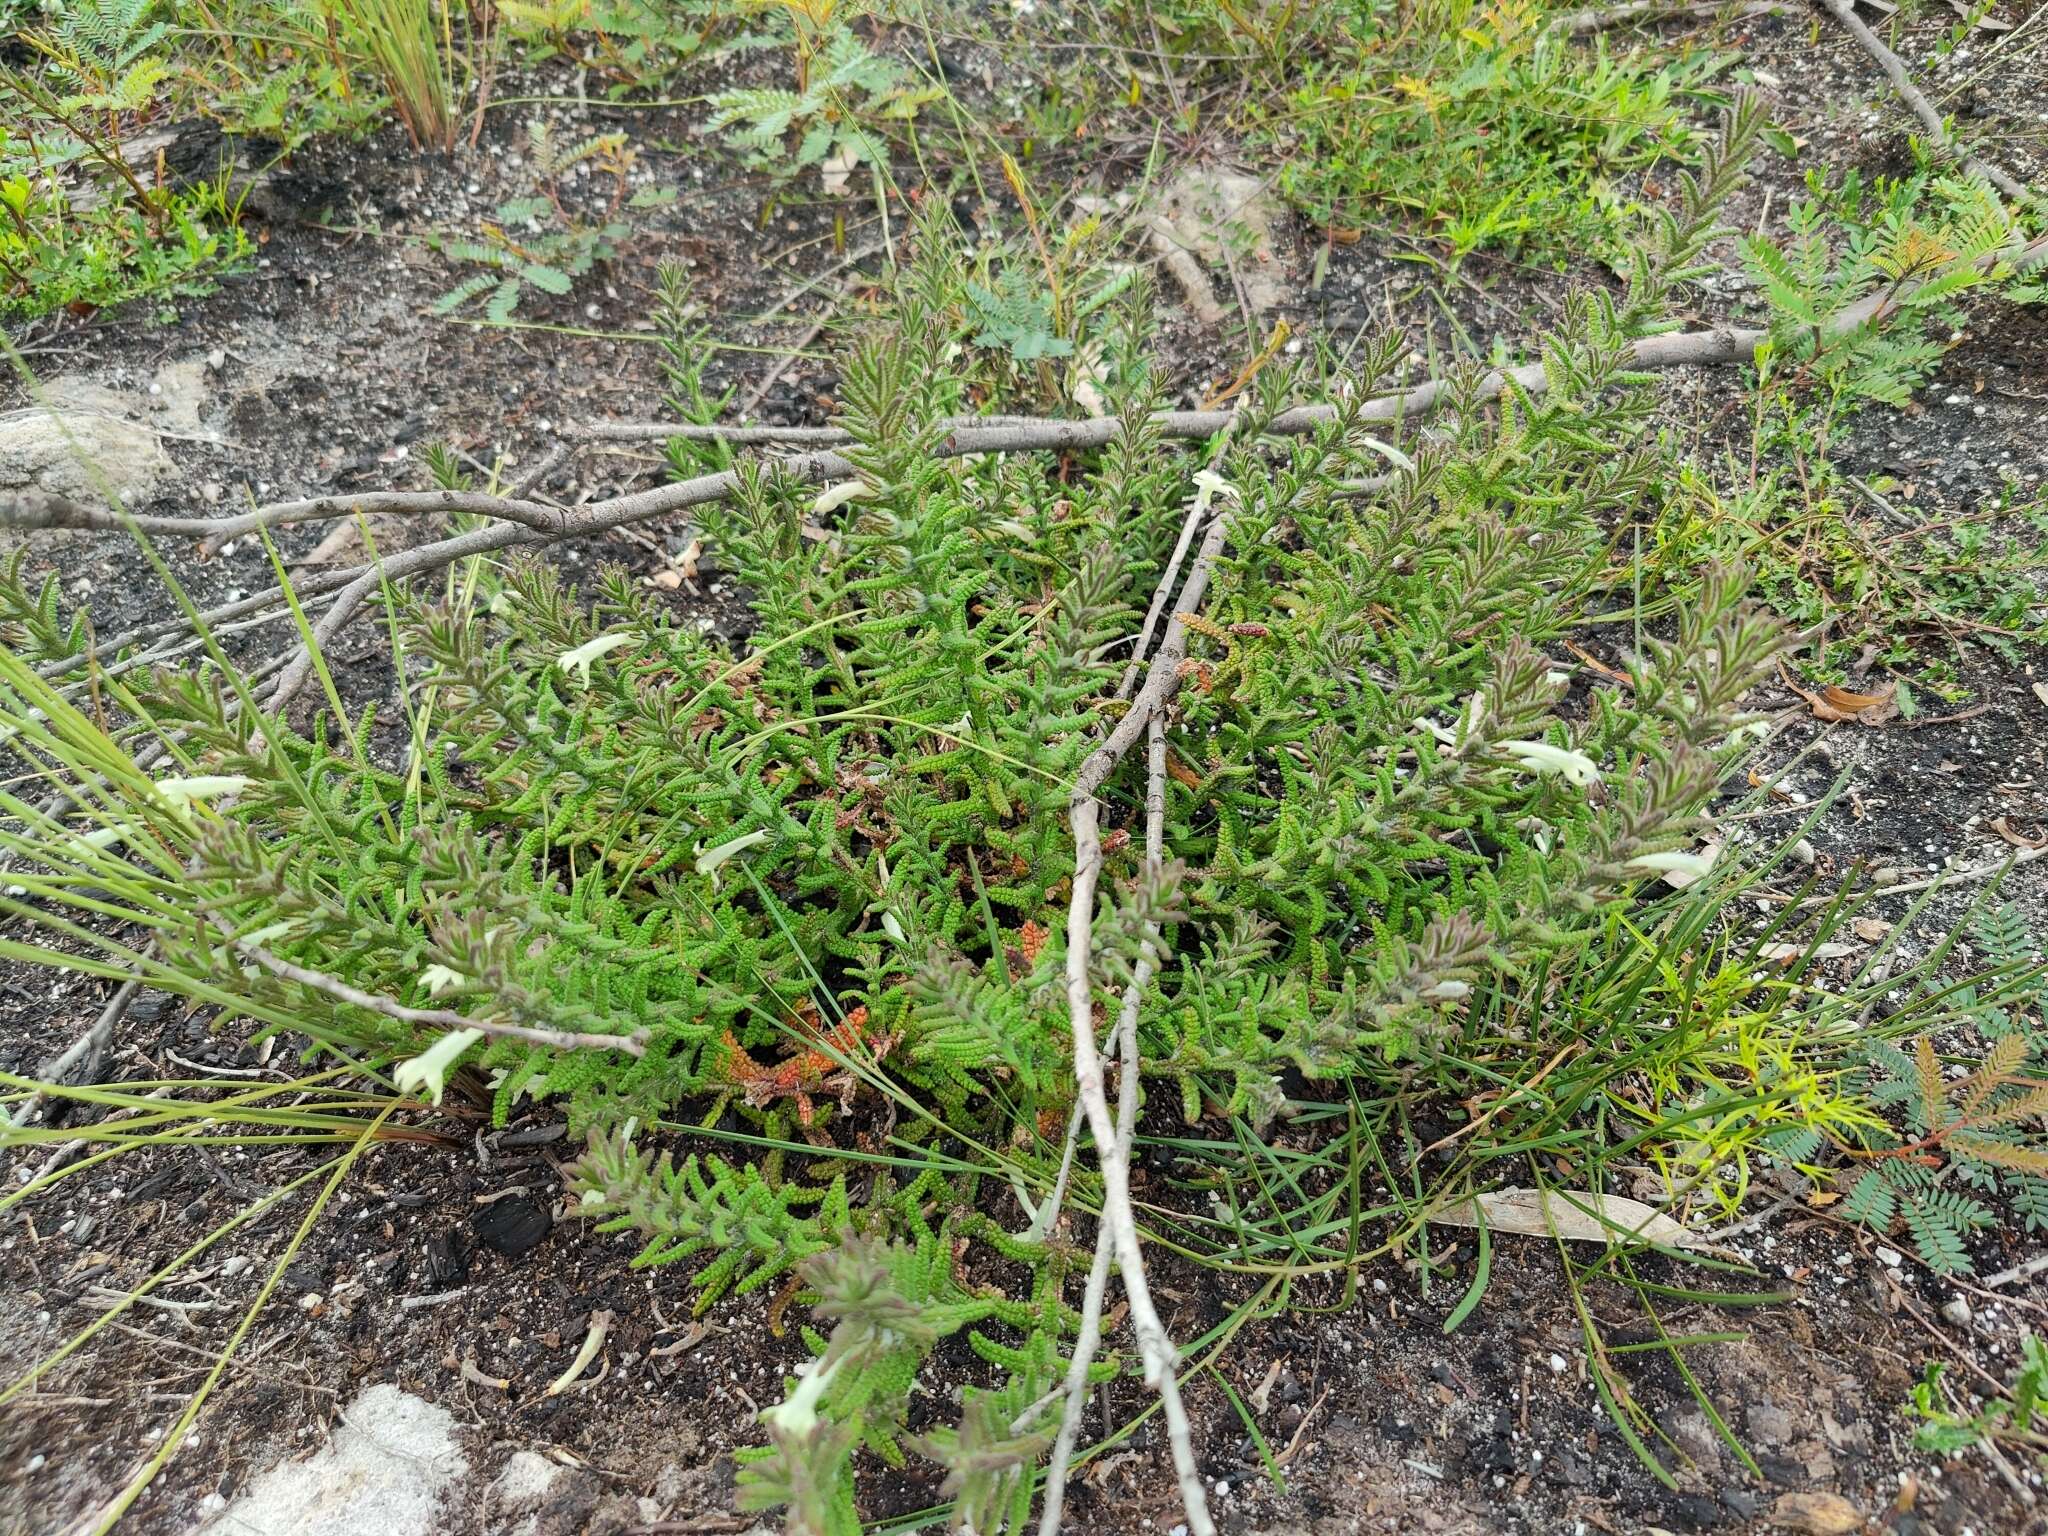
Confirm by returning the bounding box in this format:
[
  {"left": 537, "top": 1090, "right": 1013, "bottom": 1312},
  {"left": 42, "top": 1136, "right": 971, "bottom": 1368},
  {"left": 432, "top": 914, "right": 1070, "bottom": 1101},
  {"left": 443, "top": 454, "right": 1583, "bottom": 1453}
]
[
  {"left": 0, "top": 1068, "right": 423, "bottom": 1533},
  {"left": 331, "top": 0, "right": 468, "bottom": 152}
]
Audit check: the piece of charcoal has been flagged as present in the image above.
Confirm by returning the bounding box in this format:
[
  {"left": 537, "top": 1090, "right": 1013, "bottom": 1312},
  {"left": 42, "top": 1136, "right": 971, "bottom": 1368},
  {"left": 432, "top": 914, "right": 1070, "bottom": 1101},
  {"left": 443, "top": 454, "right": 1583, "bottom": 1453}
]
[
  {"left": 471, "top": 1195, "right": 551, "bottom": 1258},
  {"left": 424, "top": 1229, "right": 468, "bottom": 1288}
]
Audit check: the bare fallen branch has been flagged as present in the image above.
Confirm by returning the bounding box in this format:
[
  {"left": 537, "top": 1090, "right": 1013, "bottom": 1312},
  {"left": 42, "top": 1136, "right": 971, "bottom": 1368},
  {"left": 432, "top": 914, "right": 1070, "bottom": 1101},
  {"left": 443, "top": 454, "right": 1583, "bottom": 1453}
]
[
  {"left": 579, "top": 420, "right": 855, "bottom": 445},
  {"left": 573, "top": 412, "right": 1105, "bottom": 444},
  {"left": 19, "top": 232, "right": 2041, "bottom": 716},
  {"left": 6, "top": 976, "right": 142, "bottom": 1130},
  {"left": 1039, "top": 716, "right": 1178, "bottom": 1536},
  {"left": 1118, "top": 409, "right": 1244, "bottom": 701},
  {"left": 1816, "top": 0, "right": 2035, "bottom": 203},
  {"left": 1982, "top": 1252, "right": 2048, "bottom": 1290},
  {"left": 238, "top": 249, "right": 2029, "bottom": 709},
  {"left": 1050, "top": 441, "right": 1255, "bottom": 1536},
  {"left": 1557, "top": 0, "right": 1792, "bottom": 31},
  {"left": 35, "top": 571, "right": 362, "bottom": 682},
  {"left": 0, "top": 488, "right": 572, "bottom": 550}
]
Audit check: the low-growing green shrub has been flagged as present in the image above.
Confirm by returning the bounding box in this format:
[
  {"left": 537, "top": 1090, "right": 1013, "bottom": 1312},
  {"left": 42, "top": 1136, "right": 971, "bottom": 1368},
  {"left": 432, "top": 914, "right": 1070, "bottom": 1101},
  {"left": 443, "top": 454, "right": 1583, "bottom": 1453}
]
[
  {"left": 430, "top": 118, "right": 674, "bottom": 321},
  {"left": 9, "top": 105, "right": 2048, "bottom": 1529}
]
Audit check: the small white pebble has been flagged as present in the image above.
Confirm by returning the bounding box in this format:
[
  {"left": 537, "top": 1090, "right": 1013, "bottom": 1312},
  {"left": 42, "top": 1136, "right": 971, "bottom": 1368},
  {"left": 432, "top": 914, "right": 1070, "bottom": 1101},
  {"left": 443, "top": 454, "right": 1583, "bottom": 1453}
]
[{"left": 1548, "top": 1353, "right": 1567, "bottom": 1374}]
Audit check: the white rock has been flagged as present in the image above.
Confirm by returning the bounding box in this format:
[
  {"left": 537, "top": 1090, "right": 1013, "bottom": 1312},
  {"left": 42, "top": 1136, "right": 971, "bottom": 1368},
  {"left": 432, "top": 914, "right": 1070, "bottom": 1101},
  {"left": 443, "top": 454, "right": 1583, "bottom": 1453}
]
[
  {"left": 492, "top": 1449, "right": 567, "bottom": 1514},
  {"left": 0, "top": 381, "right": 174, "bottom": 508},
  {"left": 196, "top": 1384, "right": 467, "bottom": 1536}
]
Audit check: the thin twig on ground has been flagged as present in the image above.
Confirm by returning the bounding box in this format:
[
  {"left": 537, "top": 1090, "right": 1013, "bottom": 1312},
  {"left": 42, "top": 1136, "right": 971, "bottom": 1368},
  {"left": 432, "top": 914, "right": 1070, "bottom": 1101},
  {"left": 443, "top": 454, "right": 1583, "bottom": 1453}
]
[
  {"left": 6, "top": 976, "right": 142, "bottom": 1129},
  {"left": 1757, "top": 843, "right": 2045, "bottom": 907},
  {"left": 1815, "top": 0, "right": 2035, "bottom": 203},
  {"left": 731, "top": 237, "right": 890, "bottom": 418},
  {"left": 1983, "top": 1253, "right": 2048, "bottom": 1290},
  {"left": 507, "top": 441, "right": 575, "bottom": 500},
  {"left": 1557, "top": 0, "right": 1791, "bottom": 30},
  {"left": 1118, "top": 410, "right": 1242, "bottom": 701},
  {"left": 1038, "top": 712, "right": 1177, "bottom": 1536}
]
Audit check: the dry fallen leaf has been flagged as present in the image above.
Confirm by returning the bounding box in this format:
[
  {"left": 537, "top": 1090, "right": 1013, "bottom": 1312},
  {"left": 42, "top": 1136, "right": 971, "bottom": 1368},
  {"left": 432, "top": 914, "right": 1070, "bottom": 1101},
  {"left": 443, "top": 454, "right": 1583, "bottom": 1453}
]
[
  {"left": 1564, "top": 639, "right": 1632, "bottom": 687},
  {"left": 1661, "top": 838, "right": 1721, "bottom": 891},
  {"left": 1851, "top": 917, "right": 1893, "bottom": 943},
  {"left": 1991, "top": 817, "right": 2048, "bottom": 851},
  {"left": 2032, "top": 681, "right": 2048, "bottom": 712},
  {"left": 1772, "top": 1490, "right": 1864, "bottom": 1535},
  {"left": 1761, "top": 942, "right": 1859, "bottom": 963},
  {"left": 1781, "top": 665, "right": 1899, "bottom": 724},
  {"left": 1428, "top": 1188, "right": 1717, "bottom": 1253},
  {"left": 1816, "top": 684, "right": 1898, "bottom": 724}
]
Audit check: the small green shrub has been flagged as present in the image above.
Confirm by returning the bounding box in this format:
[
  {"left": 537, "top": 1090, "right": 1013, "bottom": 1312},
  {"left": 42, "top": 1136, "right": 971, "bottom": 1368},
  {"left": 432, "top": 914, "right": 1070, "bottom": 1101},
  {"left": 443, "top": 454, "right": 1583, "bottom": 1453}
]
[
  {"left": 1823, "top": 905, "right": 2048, "bottom": 1275},
  {"left": 1742, "top": 169, "right": 2022, "bottom": 409},
  {"left": 430, "top": 119, "right": 674, "bottom": 320},
  {"left": 1909, "top": 1332, "right": 2048, "bottom": 1457},
  {"left": 0, "top": 112, "right": 1807, "bottom": 1510},
  {"left": 17, "top": 96, "right": 2047, "bottom": 1528},
  {"left": 705, "top": 9, "right": 942, "bottom": 197},
  {"left": 498, "top": 0, "right": 725, "bottom": 95},
  {"left": 1638, "top": 171, "right": 2047, "bottom": 690}
]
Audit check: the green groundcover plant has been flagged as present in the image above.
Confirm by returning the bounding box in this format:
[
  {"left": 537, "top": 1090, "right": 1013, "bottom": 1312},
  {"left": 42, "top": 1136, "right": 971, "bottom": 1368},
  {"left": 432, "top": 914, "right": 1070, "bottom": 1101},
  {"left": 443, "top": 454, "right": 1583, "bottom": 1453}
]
[{"left": 7, "top": 100, "right": 2048, "bottom": 1531}]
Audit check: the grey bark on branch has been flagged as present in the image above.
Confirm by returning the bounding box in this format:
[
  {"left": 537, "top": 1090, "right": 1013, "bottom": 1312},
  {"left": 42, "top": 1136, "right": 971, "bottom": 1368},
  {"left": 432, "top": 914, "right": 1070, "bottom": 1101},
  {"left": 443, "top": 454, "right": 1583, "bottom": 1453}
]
[
  {"left": 226, "top": 927, "right": 650, "bottom": 1059},
  {"left": 1034, "top": 712, "right": 1176, "bottom": 1536}
]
